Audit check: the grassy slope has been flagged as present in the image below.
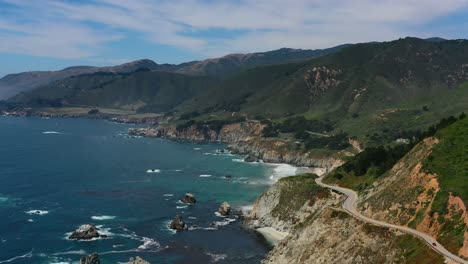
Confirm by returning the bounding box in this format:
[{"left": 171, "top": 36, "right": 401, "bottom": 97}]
[
  {"left": 424, "top": 117, "right": 468, "bottom": 212},
  {"left": 270, "top": 174, "right": 329, "bottom": 221},
  {"left": 11, "top": 71, "right": 219, "bottom": 113}
]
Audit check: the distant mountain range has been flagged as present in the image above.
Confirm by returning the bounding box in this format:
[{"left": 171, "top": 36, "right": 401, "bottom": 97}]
[
  {"left": 0, "top": 45, "right": 348, "bottom": 100},
  {"left": 9, "top": 37, "right": 468, "bottom": 145}
]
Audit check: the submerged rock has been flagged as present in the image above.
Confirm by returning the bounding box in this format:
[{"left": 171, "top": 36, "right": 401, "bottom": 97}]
[
  {"left": 80, "top": 253, "right": 100, "bottom": 264},
  {"left": 169, "top": 215, "right": 186, "bottom": 231},
  {"left": 181, "top": 193, "right": 196, "bottom": 204},
  {"left": 129, "top": 256, "right": 150, "bottom": 264},
  {"left": 69, "top": 224, "right": 101, "bottom": 240},
  {"left": 224, "top": 174, "right": 232, "bottom": 179},
  {"left": 218, "top": 202, "right": 231, "bottom": 216},
  {"left": 244, "top": 155, "right": 258, "bottom": 162}
]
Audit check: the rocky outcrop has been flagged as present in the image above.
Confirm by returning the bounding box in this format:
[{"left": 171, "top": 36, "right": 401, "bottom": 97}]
[
  {"left": 128, "top": 121, "right": 265, "bottom": 143},
  {"left": 230, "top": 139, "right": 344, "bottom": 170},
  {"left": 128, "top": 121, "right": 344, "bottom": 172},
  {"left": 180, "top": 193, "right": 196, "bottom": 204},
  {"left": 169, "top": 215, "right": 186, "bottom": 231},
  {"left": 69, "top": 224, "right": 102, "bottom": 240},
  {"left": 128, "top": 256, "right": 150, "bottom": 264},
  {"left": 80, "top": 253, "right": 100, "bottom": 264},
  {"left": 218, "top": 202, "right": 231, "bottom": 216},
  {"left": 244, "top": 155, "right": 258, "bottom": 162}
]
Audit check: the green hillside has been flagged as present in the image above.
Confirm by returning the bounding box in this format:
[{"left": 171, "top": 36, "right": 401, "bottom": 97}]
[
  {"left": 10, "top": 37, "right": 468, "bottom": 144},
  {"left": 11, "top": 70, "right": 219, "bottom": 113}
]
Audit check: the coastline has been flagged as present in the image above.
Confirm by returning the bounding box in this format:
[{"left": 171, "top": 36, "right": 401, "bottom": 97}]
[{"left": 1, "top": 111, "right": 345, "bottom": 261}]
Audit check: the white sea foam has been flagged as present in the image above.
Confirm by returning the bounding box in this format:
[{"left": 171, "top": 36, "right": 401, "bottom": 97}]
[
  {"left": 240, "top": 205, "right": 253, "bottom": 215},
  {"left": 52, "top": 249, "right": 87, "bottom": 255},
  {"left": 96, "top": 225, "right": 113, "bottom": 237},
  {"left": 163, "top": 194, "right": 174, "bottom": 197},
  {"left": 188, "top": 216, "right": 197, "bottom": 220},
  {"left": 0, "top": 196, "right": 8, "bottom": 203},
  {"left": 213, "top": 218, "right": 236, "bottom": 227},
  {"left": 25, "top": 209, "right": 49, "bottom": 215},
  {"left": 42, "top": 131, "right": 62, "bottom": 134},
  {"left": 27, "top": 219, "right": 34, "bottom": 222},
  {"left": 193, "top": 147, "right": 202, "bottom": 150},
  {"left": 0, "top": 250, "right": 33, "bottom": 263},
  {"left": 91, "top": 215, "right": 116, "bottom": 221},
  {"left": 207, "top": 252, "right": 227, "bottom": 263},
  {"left": 214, "top": 212, "right": 226, "bottom": 218},
  {"left": 231, "top": 158, "right": 245, "bottom": 163},
  {"left": 174, "top": 169, "right": 182, "bottom": 172},
  {"left": 176, "top": 205, "right": 188, "bottom": 209},
  {"left": 267, "top": 163, "right": 299, "bottom": 183},
  {"left": 137, "top": 237, "right": 160, "bottom": 251},
  {"left": 199, "top": 174, "right": 212, "bottom": 178},
  {"left": 146, "top": 169, "right": 161, "bottom": 173},
  {"left": 188, "top": 226, "right": 217, "bottom": 231}
]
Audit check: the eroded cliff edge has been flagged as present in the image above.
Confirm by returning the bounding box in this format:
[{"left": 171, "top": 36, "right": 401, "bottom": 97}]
[{"left": 128, "top": 121, "right": 344, "bottom": 170}]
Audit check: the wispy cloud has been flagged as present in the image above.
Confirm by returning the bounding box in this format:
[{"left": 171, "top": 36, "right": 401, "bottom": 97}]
[{"left": 0, "top": 0, "right": 467, "bottom": 61}]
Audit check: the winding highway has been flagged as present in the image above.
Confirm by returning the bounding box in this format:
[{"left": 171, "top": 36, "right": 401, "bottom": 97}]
[{"left": 315, "top": 175, "right": 468, "bottom": 264}]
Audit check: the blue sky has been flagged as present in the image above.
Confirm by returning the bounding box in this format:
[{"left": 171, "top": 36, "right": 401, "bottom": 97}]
[{"left": 0, "top": 0, "right": 467, "bottom": 77}]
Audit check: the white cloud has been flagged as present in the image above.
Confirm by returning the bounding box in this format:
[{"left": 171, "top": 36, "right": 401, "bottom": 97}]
[{"left": 0, "top": 0, "right": 467, "bottom": 60}]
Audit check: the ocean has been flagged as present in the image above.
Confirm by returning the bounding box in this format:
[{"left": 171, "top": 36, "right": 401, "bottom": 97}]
[{"left": 0, "top": 116, "right": 301, "bottom": 264}]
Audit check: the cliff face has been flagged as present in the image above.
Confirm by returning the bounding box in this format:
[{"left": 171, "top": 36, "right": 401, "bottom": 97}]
[
  {"left": 129, "top": 121, "right": 345, "bottom": 170},
  {"left": 247, "top": 174, "right": 444, "bottom": 264},
  {"left": 128, "top": 121, "right": 265, "bottom": 142},
  {"left": 229, "top": 139, "right": 344, "bottom": 169}
]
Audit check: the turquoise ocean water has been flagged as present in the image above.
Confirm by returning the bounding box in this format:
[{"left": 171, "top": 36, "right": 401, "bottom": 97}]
[{"left": 0, "top": 116, "right": 298, "bottom": 263}]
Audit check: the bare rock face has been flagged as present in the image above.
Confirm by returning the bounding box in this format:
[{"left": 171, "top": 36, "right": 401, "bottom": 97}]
[
  {"left": 80, "top": 253, "right": 100, "bottom": 264},
  {"left": 129, "top": 256, "right": 150, "bottom": 264},
  {"left": 218, "top": 202, "right": 231, "bottom": 216},
  {"left": 169, "top": 215, "right": 186, "bottom": 231},
  {"left": 181, "top": 193, "right": 196, "bottom": 204},
  {"left": 69, "top": 224, "right": 101, "bottom": 240}
]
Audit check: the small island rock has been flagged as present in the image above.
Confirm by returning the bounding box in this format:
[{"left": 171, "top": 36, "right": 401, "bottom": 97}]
[
  {"left": 218, "top": 202, "right": 231, "bottom": 216},
  {"left": 169, "top": 215, "right": 186, "bottom": 231},
  {"left": 69, "top": 224, "right": 100, "bottom": 240},
  {"left": 129, "top": 256, "right": 150, "bottom": 264},
  {"left": 80, "top": 253, "right": 100, "bottom": 264},
  {"left": 180, "top": 193, "right": 196, "bottom": 204},
  {"left": 244, "top": 155, "right": 258, "bottom": 162}
]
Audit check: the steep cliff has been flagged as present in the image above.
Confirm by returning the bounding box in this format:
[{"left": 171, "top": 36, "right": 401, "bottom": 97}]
[
  {"left": 129, "top": 121, "right": 345, "bottom": 170},
  {"left": 247, "top": 174, "right": 444, "bottom": 264}
]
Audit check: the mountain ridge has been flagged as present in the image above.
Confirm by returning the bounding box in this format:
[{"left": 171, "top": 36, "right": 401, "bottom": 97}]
[{"left": 0, "top": 45, "right": 348, "bottom": 100}]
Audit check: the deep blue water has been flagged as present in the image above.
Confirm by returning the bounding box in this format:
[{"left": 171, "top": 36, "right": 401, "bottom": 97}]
[{"left": 0, "top": 116, "right": 289, "bottom": 264}]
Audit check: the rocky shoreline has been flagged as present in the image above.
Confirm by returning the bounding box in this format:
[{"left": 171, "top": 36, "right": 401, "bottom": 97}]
[{"left": 128, "top": 123, "right": 344, "bottom": 171}]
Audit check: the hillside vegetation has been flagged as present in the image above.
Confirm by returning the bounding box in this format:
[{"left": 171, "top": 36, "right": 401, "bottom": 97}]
[{"left": 9, "top": 37, "right": 468, "bottom": 145}]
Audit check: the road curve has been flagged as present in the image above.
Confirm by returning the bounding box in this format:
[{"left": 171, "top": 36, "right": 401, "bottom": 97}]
[{"left": 315, "top": 175, "right": 468, "bottom": 264}]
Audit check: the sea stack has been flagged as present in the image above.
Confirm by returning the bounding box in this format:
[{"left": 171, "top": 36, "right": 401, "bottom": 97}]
[
  {"left": 80, "top": 253, "right": 100, "bottom": 264},
  {"left": 181, "top": 193, "right": 196, "bottom": 204},
  {"left": 244, "top": 155, "right": 258, "bottom": 162},
  {"left": 69, "top": 224, "right": 101, "bottom": 240},
  {"left": 169, "top": 215, "right": 186, "bottom": 231},
  {"left": 129, "top": 256, "right": 150, "bottom": 264},
  {"left": 218, "top": 202, "right": 231, "bottom": 216}
]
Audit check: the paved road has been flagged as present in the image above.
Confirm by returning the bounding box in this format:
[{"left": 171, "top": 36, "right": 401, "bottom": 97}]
[{"left": 315, "top": 175, "right": 468, "bottom": 264}]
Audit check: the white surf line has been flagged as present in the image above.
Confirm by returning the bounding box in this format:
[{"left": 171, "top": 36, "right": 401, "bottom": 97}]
[{"left": 315, "top": 175, "right": 468, "bottom": 264}]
